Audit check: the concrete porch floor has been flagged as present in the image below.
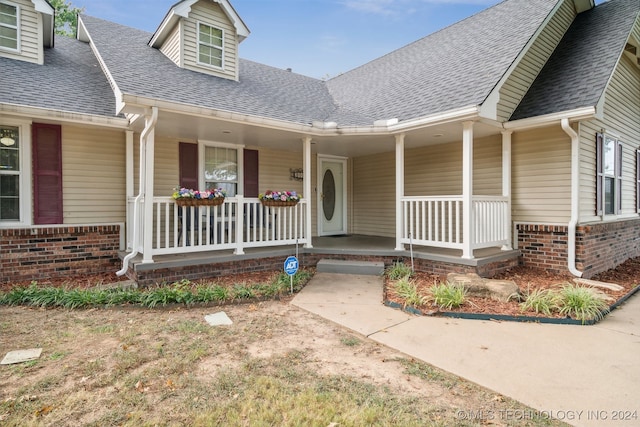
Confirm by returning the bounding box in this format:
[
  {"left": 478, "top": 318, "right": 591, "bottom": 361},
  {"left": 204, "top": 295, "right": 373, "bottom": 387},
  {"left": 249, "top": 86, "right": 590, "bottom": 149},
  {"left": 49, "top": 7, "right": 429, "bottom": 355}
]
[{"left": 125, "top": 235, "right": 519, "bottom": 275}]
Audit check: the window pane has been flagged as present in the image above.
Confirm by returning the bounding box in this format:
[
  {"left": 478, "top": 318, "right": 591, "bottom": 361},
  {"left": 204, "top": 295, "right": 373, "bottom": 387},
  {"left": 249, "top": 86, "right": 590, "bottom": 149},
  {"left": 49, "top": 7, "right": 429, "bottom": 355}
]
[
  {"left": 0, "top": 175, "right": 19, "bottom": 220},
  {"left": 604, "top": 137, "right": 615, "bottom": 176},
  {"left": 604, "top": 177, "right": 614, "bottom": 215},
  {"left": 0, "top": 148, "right": 19, "bottom": 170},
  {"left": 0, "top": 3, "right": 17, "bottom": 26},
  {"left": 211, "top": 28, "right": 222, "bottom": 47}
]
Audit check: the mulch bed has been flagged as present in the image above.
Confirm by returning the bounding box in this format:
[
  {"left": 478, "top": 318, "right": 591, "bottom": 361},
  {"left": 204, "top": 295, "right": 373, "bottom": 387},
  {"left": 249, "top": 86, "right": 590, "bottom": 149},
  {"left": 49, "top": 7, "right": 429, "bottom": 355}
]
[{"left": 384, "top": 257, "right": 640, "bottom": 320}]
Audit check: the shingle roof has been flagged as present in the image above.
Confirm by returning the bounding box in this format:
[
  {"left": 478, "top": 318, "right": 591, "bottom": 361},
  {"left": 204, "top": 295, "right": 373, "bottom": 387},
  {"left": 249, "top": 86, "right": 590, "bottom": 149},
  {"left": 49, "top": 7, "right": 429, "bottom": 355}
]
[
  {"left": 511, "top": 0, "right": 640, "bottom": 120},
  {"left": 0, "top": 36, "right": 117, "bottom": 117},
  {"left": 80, "top": 15, "right": 376, "bottom": 126},
  {"left": 326, "top": 0, "right": 560, "bottom": 123}
]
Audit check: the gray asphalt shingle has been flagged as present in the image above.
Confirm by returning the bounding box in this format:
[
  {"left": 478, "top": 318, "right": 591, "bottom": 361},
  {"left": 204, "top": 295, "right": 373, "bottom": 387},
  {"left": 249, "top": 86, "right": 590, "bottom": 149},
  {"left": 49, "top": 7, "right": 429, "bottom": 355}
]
[
  {"left": 326, "top": 0, "right": 560, "bottom": 123},
  {"left": 0, "top": 36, "right": 117, "bottom": 117},
  {"left": 511, "top": 0, "right": 640, "bottom": 120}
]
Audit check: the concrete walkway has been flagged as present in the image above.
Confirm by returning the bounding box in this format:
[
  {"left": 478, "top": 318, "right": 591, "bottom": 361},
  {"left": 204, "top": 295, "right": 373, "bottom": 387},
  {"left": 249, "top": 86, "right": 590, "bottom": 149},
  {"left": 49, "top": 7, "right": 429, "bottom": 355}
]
[{"left": 292, "top": 273, "right": 640, "bottom": 427}]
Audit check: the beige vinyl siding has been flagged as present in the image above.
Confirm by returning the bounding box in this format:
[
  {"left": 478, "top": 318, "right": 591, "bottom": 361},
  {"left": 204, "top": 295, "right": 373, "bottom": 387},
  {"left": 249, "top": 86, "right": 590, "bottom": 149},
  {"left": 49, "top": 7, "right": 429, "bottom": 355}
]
[
  {"left": 1, "top": 0, "right": 41, "bottom": 64},
  {"left": 352, "top": 136, "right": 503, "bottom": 236},
  {"left": 497, "top": 0, "right": 575, "bottom": 121},
  {"left": 159, "top": 22, "right": 181, "bottom": 66},
  {"left": 62, "top": 126, "right": 126, "bottom": 223},
  {"left": 131, "top": 136, "right": 180, "bottom": 197},
  {"left": 579, "top": 54, "right": 640, "bottom": 220},
  {"left": 352, "top": 152, "right": 395, "bottom": 237},
  {"left": 512, "top": 126, "right": 571, "bottom": 223},
  {"left": 256, "top": 147, "right": 304, "bottom": 196},
  {"left": 182, "top": 0, "right": 238, "bottom": 80}
]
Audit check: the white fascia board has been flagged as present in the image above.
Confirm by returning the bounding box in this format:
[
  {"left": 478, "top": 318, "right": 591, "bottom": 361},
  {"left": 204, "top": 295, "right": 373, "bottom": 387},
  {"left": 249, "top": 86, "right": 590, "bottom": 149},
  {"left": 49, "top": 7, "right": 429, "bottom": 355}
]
[
  {"left": 31, "top": 0, "right": 54, "bottom": 15},
  {"left": 503, "top": 107, "right": 596, "bottom": 131},
  {"left": 0, "top": 103, "right": 130, "bottom": 129},
  {"left": 388, "top": 105, "right": 481, "bottom": 133}
]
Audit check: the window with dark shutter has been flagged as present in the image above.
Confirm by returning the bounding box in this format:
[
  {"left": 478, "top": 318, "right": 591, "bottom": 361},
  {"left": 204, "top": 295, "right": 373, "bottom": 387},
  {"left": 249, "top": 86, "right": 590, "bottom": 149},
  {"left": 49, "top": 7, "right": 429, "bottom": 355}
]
[
  {"left": 32, "top": 123, "right": 62, "bottom": 224},
  {"left": 596, "top": 133, "right": 603, "bottom": 215},
  {"left": 243, "top": 149, "right": 259, "bottom": 197},
  {"left": 179, "top": 142, "right": 198, "bottom": 189},
  {"left": 616, "top": 141, "right": 622, "bottom": 214}
]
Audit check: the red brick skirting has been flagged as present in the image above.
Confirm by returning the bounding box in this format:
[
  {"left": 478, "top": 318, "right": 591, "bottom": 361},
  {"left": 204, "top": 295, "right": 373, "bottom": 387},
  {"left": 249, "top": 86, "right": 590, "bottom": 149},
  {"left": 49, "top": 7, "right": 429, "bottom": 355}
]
[
  {"left": 129, "top": 252, "right": 519, "bottom": 287},
  {"left": 517, "top": 218, "right": 640, "bottom": 278},
  {"left": 1, "top": 225, "right": 122, "bottom": 284}
]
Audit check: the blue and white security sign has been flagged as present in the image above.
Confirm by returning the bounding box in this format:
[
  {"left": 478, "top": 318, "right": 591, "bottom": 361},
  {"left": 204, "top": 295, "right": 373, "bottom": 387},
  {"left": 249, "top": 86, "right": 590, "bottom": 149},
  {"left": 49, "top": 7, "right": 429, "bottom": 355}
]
[{"left": 284, "top": 256, "right": 299, "bottom": 276}]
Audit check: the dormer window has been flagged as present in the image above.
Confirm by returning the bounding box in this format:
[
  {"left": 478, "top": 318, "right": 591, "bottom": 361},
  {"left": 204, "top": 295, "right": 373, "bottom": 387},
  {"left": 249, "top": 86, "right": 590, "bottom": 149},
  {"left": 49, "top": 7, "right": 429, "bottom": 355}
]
[
  {"left": 198, "top": 22, "right": 223, "bottom": 68},
  {"left": 0, "top": 1, "right": 19, "bottom": 51}
]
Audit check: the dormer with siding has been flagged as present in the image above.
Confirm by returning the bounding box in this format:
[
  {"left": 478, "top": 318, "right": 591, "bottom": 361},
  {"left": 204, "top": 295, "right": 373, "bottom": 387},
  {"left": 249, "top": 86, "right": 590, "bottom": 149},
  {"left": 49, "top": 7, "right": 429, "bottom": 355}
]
[
  {"left": 482, "top": 0, "right": 594, "bottom": 121},
  {"left": 149, "top": 0, "right": 249, "bottom": 81},
  {"left": 0, "top": 0, "right": 53, "bottom": 65}
]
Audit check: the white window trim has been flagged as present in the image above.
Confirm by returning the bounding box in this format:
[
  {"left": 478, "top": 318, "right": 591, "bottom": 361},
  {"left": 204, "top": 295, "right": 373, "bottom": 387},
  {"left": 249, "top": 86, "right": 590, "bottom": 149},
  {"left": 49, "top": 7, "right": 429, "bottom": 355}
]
[
  {"left": 0, "top": 0, "right": 20, "bottom": 53},
  {"left": 0, "top": 118, "right": 32, "bottom": 227},
  {"left": 196, "top": 20, "right": 224, "bottom": 70},
  {"left": 598, "top": 133, "right": 623, "bottom": 217},
  {"left": 198, "top": 140, "right": 244, "bottom": 196}
]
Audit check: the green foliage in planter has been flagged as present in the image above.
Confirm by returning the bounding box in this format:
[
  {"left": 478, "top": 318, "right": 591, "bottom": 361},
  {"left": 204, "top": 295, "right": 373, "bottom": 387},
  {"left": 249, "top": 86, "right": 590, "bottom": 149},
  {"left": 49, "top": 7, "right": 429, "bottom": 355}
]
[
  {"left": 386, "top": 262, "right": 413, "bottom": 280},
  {"left": 0, "top": 269, "right": 314, "bottom": 309},
  {"left": 430, "top": 282, "right": 466, "bottom": 310},
  {"left": 393, "top": 276, "right": 428, "bottom": 308},
  {"left": 519, "top": 288, "right": 559, "bottom": 316},
  {"left": 557, "top": 284, "right": 610, "bottom": 324}
]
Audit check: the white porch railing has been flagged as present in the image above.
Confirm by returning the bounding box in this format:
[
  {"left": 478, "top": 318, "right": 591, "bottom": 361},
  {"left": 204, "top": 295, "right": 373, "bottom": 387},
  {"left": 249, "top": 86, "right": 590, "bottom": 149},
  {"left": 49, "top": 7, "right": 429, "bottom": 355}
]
[
  {"left": 127, "top": 197, "right": 309, "bottom": 256},
  {"left": 401, "top": 195, "right": 509, "bottom": 250}
]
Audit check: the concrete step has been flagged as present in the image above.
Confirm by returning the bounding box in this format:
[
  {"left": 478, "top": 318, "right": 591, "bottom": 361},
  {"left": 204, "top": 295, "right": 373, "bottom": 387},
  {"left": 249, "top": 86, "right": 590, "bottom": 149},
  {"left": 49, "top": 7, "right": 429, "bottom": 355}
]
[{"left": 316, "top": 259, "right": 385, "bottom": 276}]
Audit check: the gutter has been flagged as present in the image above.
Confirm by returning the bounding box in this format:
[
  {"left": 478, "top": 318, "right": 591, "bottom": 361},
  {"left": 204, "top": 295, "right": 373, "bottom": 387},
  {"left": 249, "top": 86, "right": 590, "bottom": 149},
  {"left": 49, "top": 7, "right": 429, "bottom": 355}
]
[
  {"left": 117, "top": 107, "right": 158, "bottom": 277},
  {"left": 561, "top": 118, "right": 583, "bottom": 277}
]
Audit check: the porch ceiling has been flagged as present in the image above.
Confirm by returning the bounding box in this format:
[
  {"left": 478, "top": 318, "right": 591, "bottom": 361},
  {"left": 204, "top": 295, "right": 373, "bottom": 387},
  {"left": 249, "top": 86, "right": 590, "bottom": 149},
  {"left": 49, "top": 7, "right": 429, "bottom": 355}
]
[{"left": 132, "top": 110, "right": 502, "bottom": 157}]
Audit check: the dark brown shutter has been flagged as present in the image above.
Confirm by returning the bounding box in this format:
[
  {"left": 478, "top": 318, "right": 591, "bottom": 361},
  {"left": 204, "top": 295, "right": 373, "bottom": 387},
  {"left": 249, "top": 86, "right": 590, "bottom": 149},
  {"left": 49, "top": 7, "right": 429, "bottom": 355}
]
[
  {"left": 595, "top": 133, "right": 603, "bottom": 216},
  {"left": 243, "top": 149, "right": 259, "bottom": 197},
  {"left": 32, "top": 123, "right": 62, "bottom": 224},
  {"left": 179, "top": 142, "right": 198, "bottom": 189}
]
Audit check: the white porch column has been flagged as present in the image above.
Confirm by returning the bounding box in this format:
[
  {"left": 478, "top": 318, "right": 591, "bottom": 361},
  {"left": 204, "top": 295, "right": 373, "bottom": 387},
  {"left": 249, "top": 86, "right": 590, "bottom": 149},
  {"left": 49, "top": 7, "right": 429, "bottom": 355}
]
[
  {"left": 303, "top": 136, "right": 313, "bottom": 248},
  {"left": 395, "top": 133, "right": 405, "bottom": 251},
  {"left": 501, "top": 130, "right": 513, "bottom": 250},
  {"left": 141, "top": 108, "right": 158, "bottom": 264},
  {"left": 125, "top": 130, "right": 134, "bottom": 250},
  {"left": 462, "top": 121, "right": 474, "bottom": 259}
]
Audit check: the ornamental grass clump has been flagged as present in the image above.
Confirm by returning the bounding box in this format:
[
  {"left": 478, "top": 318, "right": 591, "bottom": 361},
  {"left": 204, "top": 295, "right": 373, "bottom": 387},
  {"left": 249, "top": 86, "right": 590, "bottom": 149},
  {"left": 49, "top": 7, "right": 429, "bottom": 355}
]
[
  {"left": 557, "top": 284, "right": 610, "bottom": 324},
  {"left": 393, "top": 276, "right": 428, "bottom": 308},
  {"left": 386, "top": 262, "right": 413, "bottom": 280},
  {"left": 430, "top": 282, "right": 466, "bottom": 310},
  {"left": 519, "top": 288, "right": 559, "bottom": 316}
]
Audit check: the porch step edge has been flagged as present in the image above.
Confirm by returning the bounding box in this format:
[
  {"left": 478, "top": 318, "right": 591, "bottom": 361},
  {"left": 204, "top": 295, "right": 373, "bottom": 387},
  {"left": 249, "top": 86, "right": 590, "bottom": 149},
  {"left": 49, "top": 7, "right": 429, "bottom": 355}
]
[{"left": 316, "top": 259, "right": 384, "bottom": 276}]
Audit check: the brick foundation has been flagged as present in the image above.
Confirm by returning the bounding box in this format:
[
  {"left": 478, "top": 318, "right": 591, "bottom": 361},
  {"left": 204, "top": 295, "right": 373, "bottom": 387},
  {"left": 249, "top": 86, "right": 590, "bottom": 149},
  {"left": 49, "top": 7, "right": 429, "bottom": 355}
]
[
  {"left": 517, "top": 219, "right": 640, "bottom": 278},
  {"left": 130, "top": 252, "right": 519, "bottom": 287},
  {"left": 576, "top": 219, "right": 640, "bottom": 278},
  {"left": 1, "top": 225, "right": 122, "bottom": 283},
  {"left": 517, "top": 224, "right": 569, "bottom": 273}
]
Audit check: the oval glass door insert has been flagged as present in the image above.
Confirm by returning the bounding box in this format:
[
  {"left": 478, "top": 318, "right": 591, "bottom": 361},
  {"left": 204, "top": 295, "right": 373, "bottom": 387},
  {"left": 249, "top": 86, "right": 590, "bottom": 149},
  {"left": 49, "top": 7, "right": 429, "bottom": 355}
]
[{"left": 322, "top": 169, "right": 336, "bottom": 221}]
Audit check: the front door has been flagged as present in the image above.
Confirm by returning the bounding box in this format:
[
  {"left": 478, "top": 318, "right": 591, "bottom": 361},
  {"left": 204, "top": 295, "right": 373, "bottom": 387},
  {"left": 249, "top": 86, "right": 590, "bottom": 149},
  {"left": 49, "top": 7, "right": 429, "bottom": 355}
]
[{"left": 318, "top": 156, "right": 347, "bottom": 236}]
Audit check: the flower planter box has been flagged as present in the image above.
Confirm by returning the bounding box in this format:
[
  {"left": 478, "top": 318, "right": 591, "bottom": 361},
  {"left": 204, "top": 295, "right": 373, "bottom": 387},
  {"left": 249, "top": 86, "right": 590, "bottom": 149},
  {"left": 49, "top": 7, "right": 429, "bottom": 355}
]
[
  {"left": 260, "top": 200, "right": 299, "bottom": 207},
  {"left": 175, "top": 198, "right": 225, "bottom": 207}
]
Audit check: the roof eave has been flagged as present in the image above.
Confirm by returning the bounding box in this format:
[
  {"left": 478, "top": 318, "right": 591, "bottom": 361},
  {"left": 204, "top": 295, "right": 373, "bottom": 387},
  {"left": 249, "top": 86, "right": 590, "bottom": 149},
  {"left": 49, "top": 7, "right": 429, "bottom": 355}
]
[
  {"left": 0, "top": 103, "right": 129, "bottom": 129},
  {"left": 504, "top": 106, "right": 596, "bottom": 131}
]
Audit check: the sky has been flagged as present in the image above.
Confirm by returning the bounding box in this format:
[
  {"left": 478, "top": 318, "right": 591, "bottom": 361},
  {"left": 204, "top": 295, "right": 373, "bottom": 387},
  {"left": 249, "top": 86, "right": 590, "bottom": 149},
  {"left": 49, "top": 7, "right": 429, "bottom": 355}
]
[{"left": 72, "top": 0, "right": 603, "bottom": 80}]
